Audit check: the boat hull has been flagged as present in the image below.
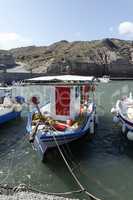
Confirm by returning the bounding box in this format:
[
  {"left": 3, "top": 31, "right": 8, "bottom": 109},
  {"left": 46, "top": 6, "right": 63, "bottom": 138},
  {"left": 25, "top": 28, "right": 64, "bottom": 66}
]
[
  {"left": 30, "top": 109, "right": 96, "bottom": 161},
  {"left": 0, "top": 111, "right": 21, "bottom": 124},
  {"left": 118, "top": 112, "right": 133, "bottom": 131},
  {"left": 112, "top": 98, "right": 133, "bottom": 140}
]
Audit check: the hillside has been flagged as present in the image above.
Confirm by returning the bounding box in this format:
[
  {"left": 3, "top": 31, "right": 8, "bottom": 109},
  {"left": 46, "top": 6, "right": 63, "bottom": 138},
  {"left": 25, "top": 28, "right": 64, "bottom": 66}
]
[{"left": 10, "top": 38, "right": 133, "bottom": 76}]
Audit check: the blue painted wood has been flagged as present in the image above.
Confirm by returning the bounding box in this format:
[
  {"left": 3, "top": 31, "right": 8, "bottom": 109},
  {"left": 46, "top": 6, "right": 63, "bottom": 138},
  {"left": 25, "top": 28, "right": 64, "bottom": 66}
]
[{"left": 0, "top": 111, "right": 21, "bottom": 124}]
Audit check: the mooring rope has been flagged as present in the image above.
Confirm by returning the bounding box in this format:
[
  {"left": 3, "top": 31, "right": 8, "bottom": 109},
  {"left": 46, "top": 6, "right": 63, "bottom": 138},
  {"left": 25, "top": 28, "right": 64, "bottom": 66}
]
[
  {"left": 60, "top": 138, "right": 80, "bottom": 169},
  {"left": 28, "top": 187, "right": 82, "bottom": 196},
  {"left": 27, "top": 97, "right": 102, "bottom": 200},
  {"left": 33, "top": 116, "right": 100, "bottom": 200},
  {"left": 51, "top": 131, "right": 102, "bottom": 200},
  {"left": 0, "top": 183, "right": 82, "bottom": 196}
]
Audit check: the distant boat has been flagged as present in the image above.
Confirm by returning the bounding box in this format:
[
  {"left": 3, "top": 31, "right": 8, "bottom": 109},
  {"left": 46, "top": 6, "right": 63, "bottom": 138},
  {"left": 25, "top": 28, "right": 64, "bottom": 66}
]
[
  {"left": 0, "top": 87, "right": 24, "bottom": 124},
  {"left": 98, "top": 75, "right": 110, "bottom": 83},
  {"left": 26, "top": 75, "right": 98, "bottom": 161},
  {"left": 111, "top": 93, "right": 133, "bottom": 141}
]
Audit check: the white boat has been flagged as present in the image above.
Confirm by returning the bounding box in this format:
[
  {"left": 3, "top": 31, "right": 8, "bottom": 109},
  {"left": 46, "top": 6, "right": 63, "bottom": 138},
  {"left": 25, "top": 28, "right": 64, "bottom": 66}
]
[
  {"left": 26, "top": 75, "right": 98, "bottom": 161},
  {"left": 98, "top": 75, "right": 110, "bottom": 83},
  {"left": 111, "top": 93, "right": 133, "bottom": 140},
  {"left": 0, "top": 87, "right": 24, "bottom": 124}
]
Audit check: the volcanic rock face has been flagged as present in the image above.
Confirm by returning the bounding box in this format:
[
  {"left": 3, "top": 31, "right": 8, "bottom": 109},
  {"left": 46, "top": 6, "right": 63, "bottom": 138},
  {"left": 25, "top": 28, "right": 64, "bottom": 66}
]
[
  {"left": 10, "top": 39, "right": 133, "bottom": 77},
  {"left": 0, "top": 50, "right": 15, "bottom": 68}
]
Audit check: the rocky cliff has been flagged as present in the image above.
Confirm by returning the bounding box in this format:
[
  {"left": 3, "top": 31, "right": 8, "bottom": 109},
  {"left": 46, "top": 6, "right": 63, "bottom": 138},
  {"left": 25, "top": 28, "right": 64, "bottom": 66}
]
[{"left": 10, "top": 38, "right": 133, "bottom": 77}]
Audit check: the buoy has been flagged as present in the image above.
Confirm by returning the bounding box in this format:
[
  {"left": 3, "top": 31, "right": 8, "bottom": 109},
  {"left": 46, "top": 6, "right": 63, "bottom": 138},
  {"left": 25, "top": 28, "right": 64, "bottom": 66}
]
[
  {"left": 127, "top": 131, "right": 133, "bottom": 141},
  {"left": 30, "top": 96, "right": 40, "bottom": 105},
  {"left": 15, "top": 96, "right": 25, "bottom": 104},
  {"left": 113, "top": 116, "right": 119, "bottom": 123}
]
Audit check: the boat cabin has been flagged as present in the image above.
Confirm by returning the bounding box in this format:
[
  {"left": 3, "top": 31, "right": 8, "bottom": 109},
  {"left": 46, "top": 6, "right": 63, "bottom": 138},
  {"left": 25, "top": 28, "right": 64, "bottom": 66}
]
[
  {"left": 26, "top": 75, "right": 96, "bottom": 122},
  {"left": 50, "top": 85, "right": 80, "bottom": 121}
]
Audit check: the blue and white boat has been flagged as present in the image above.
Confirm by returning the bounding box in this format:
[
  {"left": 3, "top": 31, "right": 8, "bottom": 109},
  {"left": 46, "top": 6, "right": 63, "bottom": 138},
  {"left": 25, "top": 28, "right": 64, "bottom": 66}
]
[
  {"left": 111, "top": 93, "right": 133, "bottom": 141},
  {"left": 26, "top": 75, "right": 98, "bottom": 161},
  {"left": 0, "top": 87, "right": 24, "bottom": 124}
]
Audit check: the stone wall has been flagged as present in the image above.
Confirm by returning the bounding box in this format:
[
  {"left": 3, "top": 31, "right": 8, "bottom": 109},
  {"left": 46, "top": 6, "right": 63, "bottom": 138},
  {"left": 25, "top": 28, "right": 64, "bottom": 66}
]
[
  {"left": 108, "top": 59, "right": 133, "bottom": 77},
  {"left": 0, "top": 72, "right": 46, "bottom": 83},
  {"left": 0, "top": 52, "right": 15, "bottom": 67}
]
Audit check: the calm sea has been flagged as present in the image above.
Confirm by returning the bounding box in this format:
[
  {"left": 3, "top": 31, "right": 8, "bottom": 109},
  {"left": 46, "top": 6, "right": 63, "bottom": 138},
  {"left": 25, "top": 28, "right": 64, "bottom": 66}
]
[{"left": 0, "top": 81, "right": 133, "bottom": 200}]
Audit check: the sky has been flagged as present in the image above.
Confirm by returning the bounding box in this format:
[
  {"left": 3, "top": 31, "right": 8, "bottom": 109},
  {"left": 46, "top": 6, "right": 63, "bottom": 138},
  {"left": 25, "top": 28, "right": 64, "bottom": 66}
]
[{"left": 0, "top": 0, "right": 133, "bottom": 49}]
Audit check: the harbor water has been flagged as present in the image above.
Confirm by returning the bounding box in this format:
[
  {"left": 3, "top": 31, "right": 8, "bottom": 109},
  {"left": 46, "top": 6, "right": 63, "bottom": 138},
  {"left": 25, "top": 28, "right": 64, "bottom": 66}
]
[{"left": 0, "top": 81, "right": 133, "bottom": 200}]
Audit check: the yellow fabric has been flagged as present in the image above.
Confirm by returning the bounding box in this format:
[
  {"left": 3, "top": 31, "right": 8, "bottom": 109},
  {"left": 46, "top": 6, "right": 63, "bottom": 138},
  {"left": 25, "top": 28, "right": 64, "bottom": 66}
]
[
  {"left": 32, "top": 113, "right": 46, "bottom": 121},
  {"left": 32, "top": 112, "right": 85, "bottom": 129}
]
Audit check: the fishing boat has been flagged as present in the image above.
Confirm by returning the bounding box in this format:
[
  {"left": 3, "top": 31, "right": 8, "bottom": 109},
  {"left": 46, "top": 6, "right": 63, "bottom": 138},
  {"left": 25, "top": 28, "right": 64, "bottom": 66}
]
[
  {"left": 0, "top": 87, "right": 24, "bottom": 124},
  {"left": 111, "top": 93, "right": 133, "bottom": 140},
  {"left": 26, "top": 75, "right": 98, "bottom": 161}
]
